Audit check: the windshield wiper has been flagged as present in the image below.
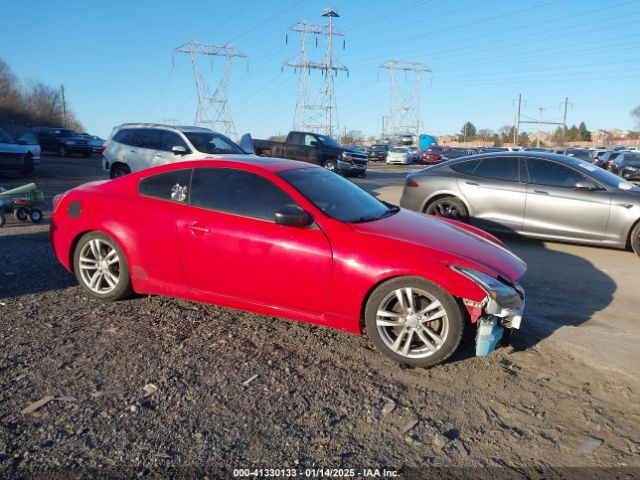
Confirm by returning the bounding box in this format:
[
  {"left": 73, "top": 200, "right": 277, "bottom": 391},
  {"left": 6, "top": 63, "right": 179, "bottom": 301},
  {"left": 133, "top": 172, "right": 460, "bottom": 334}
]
[{"left": 350, "top": 206, "right": 400, "bottom": 223}]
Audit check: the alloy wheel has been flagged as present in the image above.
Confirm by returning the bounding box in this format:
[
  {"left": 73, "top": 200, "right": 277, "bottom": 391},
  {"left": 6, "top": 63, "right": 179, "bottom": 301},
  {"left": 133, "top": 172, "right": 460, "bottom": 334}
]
[
  {"left": 78, "top": 238, "right": 121, "bottom": 294},
  {"left": 375, "top": 287, "right": 449, "bottom": 359}
]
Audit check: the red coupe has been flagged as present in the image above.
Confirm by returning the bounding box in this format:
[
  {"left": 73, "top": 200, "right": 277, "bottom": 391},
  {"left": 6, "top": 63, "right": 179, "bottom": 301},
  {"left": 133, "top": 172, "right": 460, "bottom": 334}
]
[{"left": 51, "top": 158, "right": 526, "bottom": 367}]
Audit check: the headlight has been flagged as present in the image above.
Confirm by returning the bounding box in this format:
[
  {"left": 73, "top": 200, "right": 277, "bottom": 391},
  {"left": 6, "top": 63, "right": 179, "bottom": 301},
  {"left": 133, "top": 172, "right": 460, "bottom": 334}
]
[
  {"left": 342, "top": 151, "right": 352, "bottom": 161},
  {"left": 625, "top": 166, "right": 637, "bottom": 171},
  {"left": 451, "top": 267, "right": 523, "bottom": 312},
  {"left": 64, "top": 140, "right": 76, "bottom": 145}
]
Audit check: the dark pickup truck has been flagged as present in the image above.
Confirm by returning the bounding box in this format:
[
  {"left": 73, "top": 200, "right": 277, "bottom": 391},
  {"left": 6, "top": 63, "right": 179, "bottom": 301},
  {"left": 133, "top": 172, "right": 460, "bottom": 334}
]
[{"left": 253, "top": 131, "right": 368, "bottom": 177}]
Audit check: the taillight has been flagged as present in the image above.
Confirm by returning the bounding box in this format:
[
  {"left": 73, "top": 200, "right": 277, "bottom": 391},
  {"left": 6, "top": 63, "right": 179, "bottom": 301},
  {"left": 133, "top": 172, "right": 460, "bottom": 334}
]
[
  {"left": 406, "top": 177, "right": 419, "bottom": 187},
  {"left": 99, "top": 146, "right": 107, "bottom": 155}
]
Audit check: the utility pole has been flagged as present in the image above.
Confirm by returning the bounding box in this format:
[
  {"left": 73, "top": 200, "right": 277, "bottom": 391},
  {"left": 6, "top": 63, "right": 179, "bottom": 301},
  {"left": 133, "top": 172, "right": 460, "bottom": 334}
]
[
  {"left": 513, "top": 94, "right": 521, "bottom": 146},
  {"left": 381, "top": 115, "right": 388, "bottom": 140},
  {"left": 378, "top": 60, "right": 431, "bottom": 142},
  {"left": 173, "top": 41, "right": 247, "bottom": 140},
  {"left": 536, "top": 107, "right": 545, "bottom": 148},
  {"left": 284, "top": 9, "right": 348, "bottom": 136},
  {"left": 60, "top": 84, "right": 67, "bottom": 128}
]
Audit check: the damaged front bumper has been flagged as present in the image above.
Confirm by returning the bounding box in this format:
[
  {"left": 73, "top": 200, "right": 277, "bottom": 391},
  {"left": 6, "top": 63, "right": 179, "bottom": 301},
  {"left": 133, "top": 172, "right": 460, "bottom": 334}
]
[{"left": 453, "top": 267, "right": 525, "bottom": 357}]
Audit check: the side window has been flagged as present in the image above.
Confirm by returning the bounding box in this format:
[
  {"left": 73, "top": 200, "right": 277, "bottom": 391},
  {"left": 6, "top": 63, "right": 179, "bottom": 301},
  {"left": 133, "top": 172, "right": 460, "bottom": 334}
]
[
  {"left": 526, "top": 159, "right": 586, "bottom": 187},
  {"left": 472, "top": 157, "right": 519, "bottom": 181},
  {"left": 190, "top": 168, "right": 297, "bottom": 221},
  {"left": 288, "top": 133, "right": 303, "bottom": 145},
  {"left": 450, "top": 159, "right": 480, "bottom": 174},
  {"left": 138, "top": 129, "right": 162, "bottom": 149},
  {"left": 113, "top": 129, "right": 138, "bottom": 146},
  {"left": 304, "top": 134, "right": 317, "bottom": 146},
  {"left": 138, "top": 169, "right": 192, "bottom": 203},
  {"left": 160, "top": 131, "right": 188, "bottom": 152}
]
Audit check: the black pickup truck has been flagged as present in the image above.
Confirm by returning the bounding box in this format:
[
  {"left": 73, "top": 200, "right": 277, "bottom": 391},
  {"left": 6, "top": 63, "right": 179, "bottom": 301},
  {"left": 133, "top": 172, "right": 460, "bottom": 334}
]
[{"left": 253, "top": 131, "right": 368, "bottom": 177}]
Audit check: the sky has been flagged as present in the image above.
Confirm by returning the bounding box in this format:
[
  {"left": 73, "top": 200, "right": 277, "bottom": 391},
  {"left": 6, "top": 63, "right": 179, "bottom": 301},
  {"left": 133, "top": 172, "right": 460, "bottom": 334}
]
[{"left": 2, "top": 0, "right": 639, "bottom": 140}]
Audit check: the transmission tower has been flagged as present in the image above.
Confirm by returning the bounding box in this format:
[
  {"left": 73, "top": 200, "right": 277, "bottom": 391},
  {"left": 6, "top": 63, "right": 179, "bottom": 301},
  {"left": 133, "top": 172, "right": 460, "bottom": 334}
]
[
  {"left": 173, "top": 41, "right": 247, "bottom": 139},
  {"left": 378, "top": 60, "right": 432, "bottom": 141},
  {"left": 284, "top": 9, "right": 348, "bottom": 136}
]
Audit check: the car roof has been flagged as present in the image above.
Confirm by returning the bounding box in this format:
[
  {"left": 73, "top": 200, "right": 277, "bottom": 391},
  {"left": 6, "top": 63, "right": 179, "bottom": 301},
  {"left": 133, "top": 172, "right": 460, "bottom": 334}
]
[
  {"left": 443, "top": 150, "right": 588, "bottom": 167},
  {"left": 116, "top": 123, "right": 217, "bottom": 134}
]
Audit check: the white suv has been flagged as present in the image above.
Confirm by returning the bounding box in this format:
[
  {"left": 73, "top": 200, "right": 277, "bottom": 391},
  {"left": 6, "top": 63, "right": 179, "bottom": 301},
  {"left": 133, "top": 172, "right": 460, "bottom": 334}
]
[{"left": 102, "top": 123, "right": 251, "bottom": 178}]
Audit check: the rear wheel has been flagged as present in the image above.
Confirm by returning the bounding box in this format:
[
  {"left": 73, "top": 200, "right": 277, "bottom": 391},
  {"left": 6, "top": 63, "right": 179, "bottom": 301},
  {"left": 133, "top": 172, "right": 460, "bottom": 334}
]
[
  {"left": 13, "top": 208, "right": 27, "bottom": 222},
  {"left": 73, "top": 231, "right": 133, "bottom": 301},
  {"left": 365, "top": 277, "right": 464, "bottom": 367},
  {"left": 110, "top": 164, "right": 131, "bottom": 179},
  {"left": 426, "top": 196, "right": 469, "bottom": 222},
  {"left": 631, "top": 222, "right": 640, "bottom": 256}
]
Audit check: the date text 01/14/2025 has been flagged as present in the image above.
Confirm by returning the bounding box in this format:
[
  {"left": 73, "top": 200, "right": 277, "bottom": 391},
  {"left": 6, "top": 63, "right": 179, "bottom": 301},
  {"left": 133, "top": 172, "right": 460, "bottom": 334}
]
[{"left": 232, "top": 468, "right": 399, "bottom": 478}]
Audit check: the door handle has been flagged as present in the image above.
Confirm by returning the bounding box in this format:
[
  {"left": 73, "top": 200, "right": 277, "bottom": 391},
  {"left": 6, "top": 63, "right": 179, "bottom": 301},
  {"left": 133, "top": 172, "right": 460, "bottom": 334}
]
[
  {"left": 187, "top": 222, "right": 210, "bottom": 234},
  {"left": 465, "top": 181, "right": 480, "bottom": 186},
  {"left": 533, "top": 190, "right": 549, "bottom": 195}
]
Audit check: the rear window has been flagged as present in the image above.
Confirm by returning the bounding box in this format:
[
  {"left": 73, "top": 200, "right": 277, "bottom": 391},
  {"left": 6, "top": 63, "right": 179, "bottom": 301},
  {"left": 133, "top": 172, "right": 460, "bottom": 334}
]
[
  {"left": 138, "top": 169, "right": 192, "bottom": 203},
  {"left": 472, "top": 157, "right": 519, "bottom": 181}
]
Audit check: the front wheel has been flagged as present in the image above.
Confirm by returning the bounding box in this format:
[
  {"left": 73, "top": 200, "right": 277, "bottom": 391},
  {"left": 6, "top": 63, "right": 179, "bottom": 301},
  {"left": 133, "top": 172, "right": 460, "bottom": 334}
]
[
  {"left": 73, "top": 232, "right": 133, "bottom": 301},
  {"left": 426, "top": 196, "right": 469, "bottom": 222},
  {"left": 323, "top": 160, "right": 337, "bottom": 172},
  {"left": 28, "top": 209, "right": 43, "bottom": 223},
  {"left": 630, "top": 222, "right": 640, "bottom": 256},
  {"left": 365, "top": 276, "right": 464, "bottom": 367}
]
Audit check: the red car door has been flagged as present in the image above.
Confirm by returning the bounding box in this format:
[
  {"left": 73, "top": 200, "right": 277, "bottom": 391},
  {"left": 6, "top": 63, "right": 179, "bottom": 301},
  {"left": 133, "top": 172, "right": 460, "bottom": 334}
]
[{"left": 176, "top": 167, "right": 333, "bottom": 315}]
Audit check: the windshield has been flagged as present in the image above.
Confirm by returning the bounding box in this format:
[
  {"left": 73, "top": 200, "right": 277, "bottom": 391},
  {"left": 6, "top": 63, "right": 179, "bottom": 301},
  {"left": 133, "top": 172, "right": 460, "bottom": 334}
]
[
  {"left": 624, "top": 154, "right": 640, "bottom": 165},
  {"left": 0, "top": 129, "right": 16, "bottom": 144},
  {"left": 316, "top": 135, "right": 341, "bottom": 148},
  {"left": 391, "top": 147, "right": 408, "bottom": 153},
  {"left": 279, "top": 168, "right": 397, "bottom": 223},
  {"left": 370, "top": 145, "right": 387, "bottom": 151},
  {"left": 574, "top": 159, "right": 636, "bottom": 189},
  {"left": 566, "top": 150, "right": 594, "bottom": 162},
  {"left": 183, "top": 132, "right": 244, "bottom": 154},
  {"left": 53, "top": 129, "right": 78, "bottom": 138}
]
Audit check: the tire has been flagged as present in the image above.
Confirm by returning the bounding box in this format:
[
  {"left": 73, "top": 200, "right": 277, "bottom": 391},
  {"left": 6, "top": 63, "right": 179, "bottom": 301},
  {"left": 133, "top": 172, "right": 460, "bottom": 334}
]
[
  {"left": 0, "top": 214, "right": 5, "bottom": 227},
  {"left": 13, "top": 208, "right": 27, "bottom": 222},
  {"left": 57, "top": 145, "right": 67, "bottom": 157},
  {"left": 630, "top": 221, "right": 640, "bottom": 256},
  {"left": 425, "top": 196, "right": 469, "bottom": 222},
  {"left": 323, "top": 159, "right": 337, "bottom": 172},
  {"left": 28, "top": 209, "right": 43, "bottom": 223},
  {"left": 73, "top": 231, "right": 133, "bottom": 301},
  {"left": 365, "top": 276, "right": 464, "bottom": 368},
  {"left": 110, "top": 164, "right": 131, "bottom": 179}
]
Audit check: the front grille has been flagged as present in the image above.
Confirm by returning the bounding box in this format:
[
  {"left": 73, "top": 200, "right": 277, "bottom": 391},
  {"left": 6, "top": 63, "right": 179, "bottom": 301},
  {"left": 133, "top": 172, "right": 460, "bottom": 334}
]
[{"left": 353, "top": 159, "right": 367, "bottom": 166}]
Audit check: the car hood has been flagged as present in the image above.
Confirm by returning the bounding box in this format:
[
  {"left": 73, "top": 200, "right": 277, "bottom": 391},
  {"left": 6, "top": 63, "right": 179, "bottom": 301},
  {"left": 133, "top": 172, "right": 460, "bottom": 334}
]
[
  {"left": 0, "top": 143, "right": 29, "bottom": 154},
  {"left": 350, "top": 208, "right": 527, "bottom": 282}
]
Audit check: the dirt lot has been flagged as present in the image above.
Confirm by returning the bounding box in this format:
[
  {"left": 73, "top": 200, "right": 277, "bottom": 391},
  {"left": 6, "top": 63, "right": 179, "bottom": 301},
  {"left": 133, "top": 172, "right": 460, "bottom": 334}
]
[{"left": 0, "top": 157, "right": 639, "bottom": 477}]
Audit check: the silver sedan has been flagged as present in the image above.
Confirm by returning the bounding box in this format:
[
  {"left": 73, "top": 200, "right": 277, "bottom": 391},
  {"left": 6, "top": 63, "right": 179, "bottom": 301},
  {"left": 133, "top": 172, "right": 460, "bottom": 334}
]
[{"left": 399, "top": 152, "right": 640, "bottom": 256}]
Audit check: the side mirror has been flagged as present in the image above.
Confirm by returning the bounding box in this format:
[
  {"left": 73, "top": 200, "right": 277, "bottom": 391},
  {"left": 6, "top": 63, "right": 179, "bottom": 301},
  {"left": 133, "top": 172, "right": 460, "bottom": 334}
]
[
  {"left": 275, "top": 207, "right": 312, "bottom": 227},
  {"left": 574, "top": 180, "right": 598, "bottom": 191},
  {"left": 239, "top": 133, "right": 255, "bottom": 155},
  {"left": 172, "top": 146, "right": 188, "bottom": 155},
  {"left": 309, "top": 140, "right": 318, "bottom": 147}
]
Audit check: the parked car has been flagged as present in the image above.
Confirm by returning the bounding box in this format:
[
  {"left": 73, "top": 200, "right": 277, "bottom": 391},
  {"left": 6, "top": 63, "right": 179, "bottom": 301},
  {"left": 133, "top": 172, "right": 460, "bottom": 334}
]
[
  {"left": 443, "top": 147, "right": 472, "bottom": 160},
  {"left": 386, "top": 146, "right": 412, "bottom": 165},
  {"left": 50, "top": 158, "right": 526, "bottom": 367},
  {"left": 0, "top": 128, "right": 37, "bottom": 174},
  {"left": 253, "top": 131, "right": 368, "bottom": 177},
  {"left": 598, "top": 151, "right": 621, "bottom": 170},
  {"left": 102, "top": 123, "right": 250, "bottom": 178},
  {"left": 80, "top": 133, "right": 105, "bottom": 153},
  {"left": 367, "top": 144, "right": 390, "bottom": 162},
  {"left": 418, "top": 146, "right": 447, "bottom": 165},
  {"left": 33, "top": 127, "right": 93, "bottom": 158},
  {"left": 522, "top": 147, "right": 550, "bottom": 152},
  {"left": 407, "top": 146, "right": 420, "bottom": 163},
  {"left": 400, "top": 152, "right": 640, "bottom": 256},
  {"left": 17, "top": 131, "right": 41, "bottom": 162},
  {"left": 480, "top": 147, "right": 509, "bottom": 153},
  {"left": 610, "top": 152, "right": 640, "bottom": 182},
  {"left": 565, "top": 148, "right": 594, "bottom": 163}
]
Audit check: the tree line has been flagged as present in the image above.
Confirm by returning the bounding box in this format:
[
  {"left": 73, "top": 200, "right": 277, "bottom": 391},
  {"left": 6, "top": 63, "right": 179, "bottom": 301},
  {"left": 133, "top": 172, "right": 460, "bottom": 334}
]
[
  {"left": 0, "top": 58, "right": 83, "bottom": 131},
  {"left": 457, "top": 121, "right": 596, "bottom": 145}
]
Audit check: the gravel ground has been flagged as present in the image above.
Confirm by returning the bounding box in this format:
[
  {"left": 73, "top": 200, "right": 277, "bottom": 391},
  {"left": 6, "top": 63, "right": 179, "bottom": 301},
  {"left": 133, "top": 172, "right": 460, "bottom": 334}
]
[{"left": 0, "top": 158, "right": 639, "bottom": 478}]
